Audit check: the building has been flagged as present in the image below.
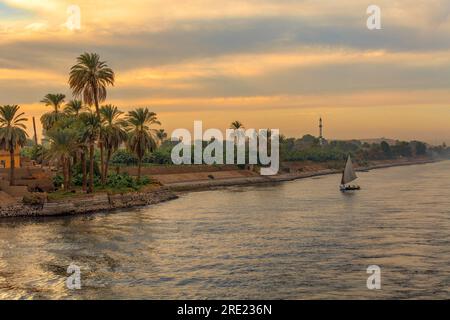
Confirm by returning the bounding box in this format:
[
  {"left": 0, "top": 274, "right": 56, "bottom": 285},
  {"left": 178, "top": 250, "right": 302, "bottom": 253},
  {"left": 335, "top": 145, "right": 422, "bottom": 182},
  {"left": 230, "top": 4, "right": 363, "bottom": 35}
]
[{"left": 0, "top": 148, "right": 21, "bottom": 169}]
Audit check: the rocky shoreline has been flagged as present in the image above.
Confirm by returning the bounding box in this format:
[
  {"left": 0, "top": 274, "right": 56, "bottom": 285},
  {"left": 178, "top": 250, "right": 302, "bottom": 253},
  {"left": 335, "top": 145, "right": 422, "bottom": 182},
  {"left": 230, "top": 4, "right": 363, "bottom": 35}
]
[{"left": 0, "top": 187, "right": 178, "bottom": 218}]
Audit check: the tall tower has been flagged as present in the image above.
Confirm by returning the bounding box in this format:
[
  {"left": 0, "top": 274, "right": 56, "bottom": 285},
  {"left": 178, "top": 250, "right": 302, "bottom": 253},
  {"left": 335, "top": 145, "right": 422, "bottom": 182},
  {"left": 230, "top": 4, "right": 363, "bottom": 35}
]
[{"left": 319, "top": 117, "right": 323, "bottom": 146}]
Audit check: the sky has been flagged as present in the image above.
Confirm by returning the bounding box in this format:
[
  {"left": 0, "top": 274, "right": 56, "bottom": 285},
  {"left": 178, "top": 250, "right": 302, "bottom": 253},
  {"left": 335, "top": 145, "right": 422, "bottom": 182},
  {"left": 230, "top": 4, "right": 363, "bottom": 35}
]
[{"left": 0, "top": 0, "right": 450, "bottom": 144}]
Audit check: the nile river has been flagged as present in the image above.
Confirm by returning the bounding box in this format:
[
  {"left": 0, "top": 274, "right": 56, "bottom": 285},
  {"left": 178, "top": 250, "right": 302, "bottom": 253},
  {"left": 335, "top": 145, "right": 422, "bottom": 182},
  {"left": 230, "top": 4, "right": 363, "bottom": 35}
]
[{"left": 1, "top": 161, "right": 450, "bottom": 299}]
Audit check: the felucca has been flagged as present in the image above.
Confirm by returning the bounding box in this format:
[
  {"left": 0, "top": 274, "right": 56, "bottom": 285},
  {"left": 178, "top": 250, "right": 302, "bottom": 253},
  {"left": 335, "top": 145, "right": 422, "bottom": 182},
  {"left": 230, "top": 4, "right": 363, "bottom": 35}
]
[{"left": 340, "top": 155, "right": 361, "bottom": 191}]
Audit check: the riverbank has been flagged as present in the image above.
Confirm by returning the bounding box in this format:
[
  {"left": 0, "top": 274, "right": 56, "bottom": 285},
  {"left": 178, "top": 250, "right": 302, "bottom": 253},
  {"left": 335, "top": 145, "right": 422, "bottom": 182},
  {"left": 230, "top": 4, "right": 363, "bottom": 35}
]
[
  {"left": 0, "top": 157, "right": 439, "bottom": 218},
  {"left": 165, "top": 158, "right": 438, "bottom": 191},
  {"left": 0, "top": 187, "right": 178, "bottom": 218}
]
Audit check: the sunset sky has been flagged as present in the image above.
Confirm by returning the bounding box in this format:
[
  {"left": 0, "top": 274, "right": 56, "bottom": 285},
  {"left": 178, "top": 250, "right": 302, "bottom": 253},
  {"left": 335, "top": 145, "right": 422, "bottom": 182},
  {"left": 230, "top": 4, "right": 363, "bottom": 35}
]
[{"left": 1, "top": 0, "right": 450, "bottom": 143}]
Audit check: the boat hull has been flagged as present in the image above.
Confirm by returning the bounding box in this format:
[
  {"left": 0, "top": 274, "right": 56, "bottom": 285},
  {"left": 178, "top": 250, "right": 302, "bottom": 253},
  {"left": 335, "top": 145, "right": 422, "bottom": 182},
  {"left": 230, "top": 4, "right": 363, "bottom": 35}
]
[{"left": 340, "top": 185, "right": 361, "bottom": 191}]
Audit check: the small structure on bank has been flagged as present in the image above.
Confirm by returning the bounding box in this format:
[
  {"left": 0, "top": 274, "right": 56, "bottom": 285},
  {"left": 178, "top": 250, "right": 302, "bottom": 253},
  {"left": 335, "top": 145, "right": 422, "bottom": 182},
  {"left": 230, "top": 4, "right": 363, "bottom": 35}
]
[
  {"left": 0, "top": 147, "right": 21, "bottom": 169},
  {"left": 0, "top": 146, "right": 54, "bottom": 203}
]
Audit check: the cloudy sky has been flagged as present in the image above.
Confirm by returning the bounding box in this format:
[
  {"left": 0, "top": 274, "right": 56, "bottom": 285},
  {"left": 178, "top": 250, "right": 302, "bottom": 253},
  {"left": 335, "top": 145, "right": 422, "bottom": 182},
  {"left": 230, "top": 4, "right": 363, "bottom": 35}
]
[{"left": 1, "top": 0, "right": 450, "bottom": 143}]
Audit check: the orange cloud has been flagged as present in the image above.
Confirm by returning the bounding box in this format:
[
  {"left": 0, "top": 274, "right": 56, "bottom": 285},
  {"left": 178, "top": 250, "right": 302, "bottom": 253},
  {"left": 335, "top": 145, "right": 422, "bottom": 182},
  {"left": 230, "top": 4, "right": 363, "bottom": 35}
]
[{"left": 3, "top": 0, "right": 450, "bottom": 144}]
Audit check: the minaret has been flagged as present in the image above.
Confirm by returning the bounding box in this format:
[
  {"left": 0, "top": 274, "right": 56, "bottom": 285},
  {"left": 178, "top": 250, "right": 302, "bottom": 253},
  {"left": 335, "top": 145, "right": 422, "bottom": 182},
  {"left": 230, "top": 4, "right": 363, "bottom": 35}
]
[{"left": 319, "top": 117, "right": 323, "bottom": 146}]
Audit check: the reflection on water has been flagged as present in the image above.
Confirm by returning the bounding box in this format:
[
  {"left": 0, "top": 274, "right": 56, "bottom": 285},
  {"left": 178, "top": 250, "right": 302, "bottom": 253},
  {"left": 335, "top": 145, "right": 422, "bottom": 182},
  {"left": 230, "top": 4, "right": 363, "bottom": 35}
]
[{"left": 1, "top": 161, "right": 450, "bottom": 299}]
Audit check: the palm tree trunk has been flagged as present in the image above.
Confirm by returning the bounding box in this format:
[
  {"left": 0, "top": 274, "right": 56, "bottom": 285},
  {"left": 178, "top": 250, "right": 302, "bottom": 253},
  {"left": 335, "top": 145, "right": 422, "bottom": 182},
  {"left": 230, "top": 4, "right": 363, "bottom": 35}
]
[
  {"left": 99, "top": 133, "right": 105, "bottom": 185},
  {"left": 137, "top": 157, "right": 142, "bottom": 182},
  {"left": 9, "top": 148, "right": 15, "bottom": 187},
  {"left": 63, "top": 158, "right": 68, "bottom": 191},
  {"left": 93, "top": 89, "right": 105, "bottom": 185},
  {"left": 88, "top": 142, "right": 95, "bottom": 193},
  {"left": 81, "top": 151, "right": 87, "bottom": 192},
  {"left": 104, "top": 149, "right": 111, "bottom": 183},
  {"left": 68, "top": 158, "right": 72, "bottom": 190}
]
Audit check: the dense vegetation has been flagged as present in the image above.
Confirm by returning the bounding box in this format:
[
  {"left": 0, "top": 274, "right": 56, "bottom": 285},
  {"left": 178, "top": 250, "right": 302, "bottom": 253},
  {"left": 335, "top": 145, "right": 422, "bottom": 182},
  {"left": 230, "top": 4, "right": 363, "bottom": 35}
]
[
  {"left": 19, "top": 99, "right": 450, "bottom": 181},
  {"left": 111, "top": 141, "right": 173, "bottom": 166},
  {"left": 8, "top": 53, "right": 163, "bottom": 193},
  {"left": 5, "top": 53, "right": 450, "bottom": 194},
  {"left": 92, "top": 134, "right": 448, "bottom": 168},
  {"left": 279, "top": 135, "right": 441, "bottom": 163}
]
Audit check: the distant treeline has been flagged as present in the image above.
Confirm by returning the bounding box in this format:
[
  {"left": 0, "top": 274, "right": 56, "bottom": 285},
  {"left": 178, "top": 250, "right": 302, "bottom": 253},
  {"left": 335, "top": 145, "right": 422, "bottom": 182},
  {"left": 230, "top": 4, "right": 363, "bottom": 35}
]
[
  {"left": 22, "top": 134, "right": 450, "bottom": 167},
  {"left": 280, "top": 135, "right": 449, "bottom": 163}
]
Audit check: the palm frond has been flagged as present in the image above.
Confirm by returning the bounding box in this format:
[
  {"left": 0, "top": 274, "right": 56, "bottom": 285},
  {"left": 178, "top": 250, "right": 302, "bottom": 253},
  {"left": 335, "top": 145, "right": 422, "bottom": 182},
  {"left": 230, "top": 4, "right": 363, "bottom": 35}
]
[
  {"left": 0, "top": 105, "right": 29, "bottom": 152},
  {"left": 69, "top": 53, "right": 115, "bottom": 107},
  {"left": 125, "top": 108, "right": 160, "bottom": 160}
]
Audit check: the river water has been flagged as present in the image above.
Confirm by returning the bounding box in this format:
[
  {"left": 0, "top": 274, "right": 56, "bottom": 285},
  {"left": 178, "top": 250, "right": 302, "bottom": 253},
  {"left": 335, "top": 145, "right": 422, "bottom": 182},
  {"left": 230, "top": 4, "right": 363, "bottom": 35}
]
[{"left": 1, "top": 161, "right": 450, "bottom": 299}]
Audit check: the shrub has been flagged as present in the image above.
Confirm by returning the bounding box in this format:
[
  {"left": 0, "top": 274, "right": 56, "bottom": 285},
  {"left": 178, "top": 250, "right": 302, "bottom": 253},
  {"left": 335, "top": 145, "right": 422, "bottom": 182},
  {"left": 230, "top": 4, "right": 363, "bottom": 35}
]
[
  {"left": 144, "top": 147, "right": 173, "bottom": 164},
  {"left": 23, "top": 193, "right": 47, "bottom": 206},
  {"left": 137, "top": 176, "right": 151, "bottom": 186},
  {"left": 20, "top": 145, "right": 45, "bottom": 163},
  {"left": 73, "top": 160, "right": 101, "bottom": 176},
  {"left": 112, "top": 147, "right": 173, "bottom": 166},
  {"left": 53, "top": 174, "right": 63, "bottom": 188},
  {"left": 105, "top": 173, "right": 155, "bottom": 190},
  {"left": 106, "top": 173, "right": 137, "bottom": 189},
  {"left": 72, "top": 173, "right": 101, "bottom": 187},
  {"left": 111, "top": 150, "right": 138, "bottom": 165}
]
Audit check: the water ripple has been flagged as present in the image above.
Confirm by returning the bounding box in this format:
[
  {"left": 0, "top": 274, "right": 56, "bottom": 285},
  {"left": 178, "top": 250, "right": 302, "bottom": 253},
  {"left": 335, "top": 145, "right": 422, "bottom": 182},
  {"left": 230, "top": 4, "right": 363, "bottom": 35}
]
[{"left": 1, "top": 161, "right": 450, "bottom": 299}]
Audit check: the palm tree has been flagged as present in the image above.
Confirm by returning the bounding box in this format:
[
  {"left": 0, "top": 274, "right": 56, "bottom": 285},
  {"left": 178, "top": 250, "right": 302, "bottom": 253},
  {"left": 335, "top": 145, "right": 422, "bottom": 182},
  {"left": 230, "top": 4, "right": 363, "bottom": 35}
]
[
  {"left": 63, "top": 100, "right": 87, "bottom": 169},
  {"left": 40, "top": 112, "right": 59, "bottom": 131},
  {"left": 230, "top": 120, "right": 245, "bottom": 145},
  {"left": 100, "top": 105, "right": 127, "bottom": 180},
  {"left": 72, "top": 118, "right": 90, "bottom": 192},
  {"left": 156, "top": 129, "right": 168, "bottom": 143},
  {"left": 79, "top": 112, "right": 100, "bottom": 193},
  {"left": 40, "top": 93, "right": 66, "bottom": 130},
  {"left": 125, "top": 108, "right": 160, "bottom": 181},
  {"left": 69, "top": 53, "right": 115, "bottom": 185},
  {"left": 230, "top": 121, "right": 244, "bottom": 130},
  {"left": 78, "top": 143, "right": 88, "bottom": 192},
  {"left": 70, "top": 117, "right": 89, "bottom": 192},
  {"left": 41, "top": 93, "right": 66, "bottom": 114},
  {"left": 46, "top": 128, "right": 79, "bottom": 191},
  {"left": 0, "top": 105, "right": 28, "bottom": 186},
  {"left": 64, "top": 99, "right": 86, "bottom": 116}
]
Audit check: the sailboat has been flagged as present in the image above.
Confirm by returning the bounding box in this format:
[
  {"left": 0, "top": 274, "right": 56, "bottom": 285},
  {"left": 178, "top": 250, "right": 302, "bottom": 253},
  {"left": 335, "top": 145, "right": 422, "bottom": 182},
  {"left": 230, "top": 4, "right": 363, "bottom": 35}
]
[{"left": 340, "top": 155, "right": 361, "bottom": 191}]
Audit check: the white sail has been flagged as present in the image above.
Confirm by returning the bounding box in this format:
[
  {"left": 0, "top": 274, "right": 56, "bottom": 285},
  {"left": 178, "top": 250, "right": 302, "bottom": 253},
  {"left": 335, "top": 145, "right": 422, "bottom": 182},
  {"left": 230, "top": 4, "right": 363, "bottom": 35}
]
[{"left": 341, "top": 155, "right": 358, "bottom": 185}]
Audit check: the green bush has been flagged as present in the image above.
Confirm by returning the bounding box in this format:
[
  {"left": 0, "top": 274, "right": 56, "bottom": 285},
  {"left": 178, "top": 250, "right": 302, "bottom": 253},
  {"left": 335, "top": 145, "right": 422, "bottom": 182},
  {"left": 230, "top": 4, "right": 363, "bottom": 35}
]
[
  {"left": 138, "top": 176, "right": 151, "bottom": 185},
  {"left": 72, "top": 173, "right": 101, "bottom": 187},
  {"left": 53, "top": 174, "right": 63, "bottom": 188},
  {"left": 20, "top": 146, "right": 33, "bottom": 158},
  {"left": 111, "top": 150, "right": 138, "bottom": 165},
  {"left": 20, "top": 145, "right": 45, "bottom": 163},
  {"left": 73, "top": 160, "right": 100, "bottom": 176},
  {"left": 105, "top": 173, "right": 152, "bottom": 190},
  {"left": 144, "top": 147, "right": 173, "bottom": 164},
  {"left": 112, "top": 147, "right": 173, "bottom": 165},
  {"left": 106, "top": 173, "right": 137, "bottom": 189},
  {"left": 70, "top": 160, "right": 101, "bottom": 187}
]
